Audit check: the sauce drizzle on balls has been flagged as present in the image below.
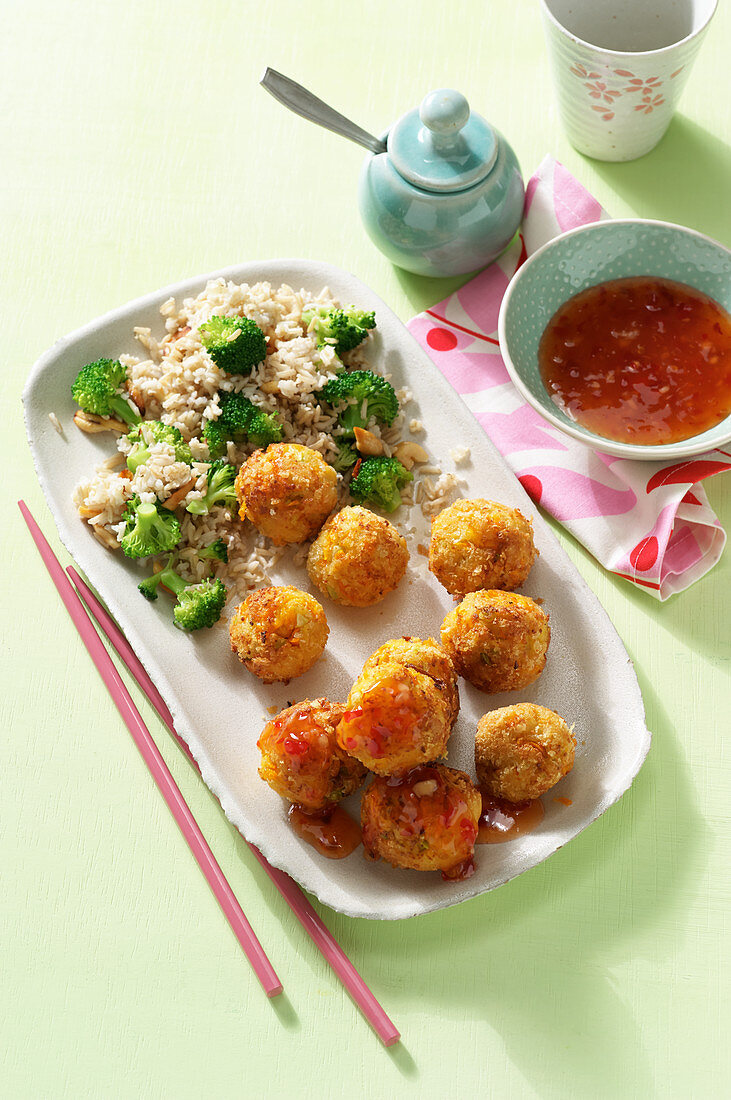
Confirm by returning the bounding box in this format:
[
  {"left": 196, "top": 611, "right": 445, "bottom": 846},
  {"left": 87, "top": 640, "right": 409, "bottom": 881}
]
[{"left": 538, "top": 276, "right": 731, "bottom": 445}]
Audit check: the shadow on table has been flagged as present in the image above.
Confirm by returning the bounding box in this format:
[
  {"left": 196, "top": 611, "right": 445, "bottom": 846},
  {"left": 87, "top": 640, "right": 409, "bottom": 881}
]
[
  {"left": 190, "top": 595, "right": 710, "bottom": 1083},
  {"left": 591, "top": 115, "right": 731, "bottom": 244},
  {"left": 335, "top": 669, "right": 708, "bottom": 1092},
  {"left": 390, "top": 265, "right": 470, "bottom": 318}
]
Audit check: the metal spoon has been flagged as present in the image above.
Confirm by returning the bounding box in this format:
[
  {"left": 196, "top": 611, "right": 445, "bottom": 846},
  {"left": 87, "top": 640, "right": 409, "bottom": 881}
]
[{"left": 260, "top": 68, "right": 387, "bottom": 156}]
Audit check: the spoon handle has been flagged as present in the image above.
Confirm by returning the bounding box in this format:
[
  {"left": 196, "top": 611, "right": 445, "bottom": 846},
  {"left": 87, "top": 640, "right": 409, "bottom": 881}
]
[{"left": 260, "top": 68, "right": 387, "bottom": 156}]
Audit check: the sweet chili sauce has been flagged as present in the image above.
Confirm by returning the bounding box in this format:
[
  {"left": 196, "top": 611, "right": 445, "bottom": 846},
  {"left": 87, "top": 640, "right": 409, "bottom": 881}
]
[
  {"left": 538, "top": 277, "right": 731, "bottom": 445},
  {"left": 287, "top": 803, "right": 362, "bottom": 859},
  {"left": 477, "top": 793, "right": 545, "bottom": 844}
]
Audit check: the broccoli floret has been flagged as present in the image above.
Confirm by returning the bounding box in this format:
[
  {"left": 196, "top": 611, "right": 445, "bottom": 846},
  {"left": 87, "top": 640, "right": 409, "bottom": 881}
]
[
  {"left": 198, "top": 538, "right": 229, "bottom": 564},
  {"left": 319, "top": 369, "right": 399, "bottom": 434},
  {"left": 202, "top": 392, "right": 282, "bottom": 459},
  {"left": 137, "top": 555, "right": 226, "bottom": 630},
  {"left": 199, "top": 315, "right": 267, "bottom": 374},
  {"left": 138, "top": 571, "right": 167, "bottom": 601},
  {"left": 200, "top": 419, "right": 227, "bottom": 460},
  {"left": 302, "top": 306, "right": 376, "bottom": 356},
  {"left": 349, "top": 456, "right": 413, "bottom": 513},
  {"left": 120, "top": 497, "right": 181, "bottom": 558},
  {"left": 173, "top": 579, "right": 227, "bottom": 631},
  {"left": 126, "top": 420, "right": 192, "bottom": 473},
  {"left": 329, "top": 441, "right": 358, "bottom": 473},
  {"left": 71, "top": 358, "right": 141, "bottom": 427},
  {"left": 185, "top": 458, "right": 237, "bottom": 515}
]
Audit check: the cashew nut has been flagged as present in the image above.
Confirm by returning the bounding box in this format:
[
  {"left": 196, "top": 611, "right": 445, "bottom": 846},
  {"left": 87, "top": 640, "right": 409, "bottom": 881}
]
[
  {"left": 73, "top": 410, "right": 129, "bottom": 434},
  {"left": 353, "top": 426, "right": 385, "bottom": 455},
  {"left": 393, "top": 440, "right": 429, "bottom": 470},
  {"left": 92, "top": 525, "right": 119, "bottom": 550}
]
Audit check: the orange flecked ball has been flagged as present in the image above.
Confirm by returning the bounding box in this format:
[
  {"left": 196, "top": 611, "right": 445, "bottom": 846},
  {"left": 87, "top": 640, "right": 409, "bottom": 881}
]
[
  {"left": 337, "top": 660, "right": 452, "bottom": 775},
  {"left": 307, "top": 506, "right": 409, "bottom": 606},
  {"left": 441, "top": 590, "right": 550, "bottom": 693},
  {"left": 475, "top": 703, "right": 575, "bottom": 803},
  {"left": 235, "top": 443, "right": 338, "bottom": 544},
  {"left": 361, "top": 636, "right": 459, "bottom": 727},
  {"left": 258, "top": 698, "right": 367, "bottom": 812},
  {"left": 229, "top": 585, "right": 328, "bottom": 683},
  {"left": 429, "top": 498, "right": 537, "bottom": 597},
  {"left": 361, "top": 764, "right": 481, "bottom": 875}
]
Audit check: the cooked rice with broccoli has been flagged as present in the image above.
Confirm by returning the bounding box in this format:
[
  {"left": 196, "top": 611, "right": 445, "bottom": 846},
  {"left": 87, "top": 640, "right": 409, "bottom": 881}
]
[{"left": 70, "top": 278, "right": 462, "bottom": 630}]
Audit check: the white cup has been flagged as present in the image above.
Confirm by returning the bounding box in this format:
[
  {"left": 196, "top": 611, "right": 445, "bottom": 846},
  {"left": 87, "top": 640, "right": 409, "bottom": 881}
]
[{"left": 541, "top": 0, "right": 717, "bottom": 161}]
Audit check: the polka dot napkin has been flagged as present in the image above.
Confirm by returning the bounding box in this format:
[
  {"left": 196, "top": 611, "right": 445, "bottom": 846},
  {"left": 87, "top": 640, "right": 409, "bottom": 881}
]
[{"left": 407, "top": 156, "right": 729, "bottom": 600}]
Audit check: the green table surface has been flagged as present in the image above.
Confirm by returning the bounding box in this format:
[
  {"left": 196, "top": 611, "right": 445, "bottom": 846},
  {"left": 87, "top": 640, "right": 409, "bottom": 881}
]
[{"left": 3, "top": 2, "right": 730, "bottom": 1096}]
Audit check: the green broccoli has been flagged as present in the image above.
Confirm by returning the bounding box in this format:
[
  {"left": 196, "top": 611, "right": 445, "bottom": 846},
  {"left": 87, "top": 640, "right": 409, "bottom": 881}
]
[
  {"left": 126, "top": 420, "right": 192, "bottom": 473},
  {"left": 349, "top": 456, "right": 413, "bottom": 513},
  {"left": 199, "top": 315, "right": 267, "bottom": 374},
  {"left": 120, "top": 497, "right": 181, "bottom": 558},
  {"left": 302, "top": 306, "right": 376, "bottom": 356},
  {"left": 185, "top": 458, "right": 237, "bottom": 515},
  {"left": 173, "top": 578, "right": 227, "bottom": 631},
  {"left": 202, "top": 392, "right": 282, "bottom": 459},
  {"left": 198, "top": 538, "right": 229, "bottom": 564},
  {"left": 319, "top": 369, "right": 399, "bottom": 435},
  {"left": 329, "top": 441, "right": 358, "bottom": 473},
  {"left": 71, "top": 358, "right": 141, "bottom": 427},
  {"left": 138, "top": 555, "right": 226, "bottom": 631}
]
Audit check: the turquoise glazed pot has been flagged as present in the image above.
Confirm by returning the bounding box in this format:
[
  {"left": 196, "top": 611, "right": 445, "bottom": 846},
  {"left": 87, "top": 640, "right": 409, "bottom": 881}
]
[
  {"left": 498, "top": 219, "right": 731, "bottom": 460},
  {"left": 358, "top": 89, "right": 524, "bottom": 278}
]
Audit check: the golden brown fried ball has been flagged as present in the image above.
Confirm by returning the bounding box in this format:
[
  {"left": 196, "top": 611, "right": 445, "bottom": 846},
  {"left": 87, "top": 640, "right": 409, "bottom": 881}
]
[
  {"left": 475, "top": 703, "right": 575, "bottom": 802},
  {"left": 362, "top": 636, "right": 459, "bottom": 727},
  {"left": 441, "top": 590, "right": 550, "bottom": 693},
  {"left": 307, "top": 506, "right": 409, "bottom": 607},
  {"left": 257, "top": 698, "right": 367, "bottom": 811},
  {"left": 361, "top": 764, "right": 481, "bottom": 876},
  {"left": 235, "top": 443, "right": 338, "bottom": 545},
  {"left": 429, "top": 498, "right": 537, "bottom": 597},
  {"left": 229, "top": 586, "right": 328, "bottom": 683},
  {"left": 336, "top": 660, "right": 452, "bottom": 775}
]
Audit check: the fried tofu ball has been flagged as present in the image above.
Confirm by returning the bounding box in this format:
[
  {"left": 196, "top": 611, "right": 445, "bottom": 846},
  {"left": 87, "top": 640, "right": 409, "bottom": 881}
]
[
  {"left": 258, "top": 698, "right": 367, "bottom": 811},
  {"left": 475, "top": 703, "right": 575, "bottom": 802},
  {"left": 336, "top": 660, "right": 452, "bottom": 775},
  {"left": 307, "top": 506, "right": 409, "bottom": 607},
  {"left": 362, "top": 636, "right": 459, "bottom": 727},
  {"left": 429, "top": 498, "right": 537, "bottom": 597},
  {"left": 441, "top": 590, "right": 550, "bottom": 693},
  {"left": 229, "top": 586, "right": 328, "bottom": 683},
  {"left": 361, "top": 764, "right": 481, "bottom": 876},
  {"left": 235, "top": 443, "right": 338, "bottom": 545}
]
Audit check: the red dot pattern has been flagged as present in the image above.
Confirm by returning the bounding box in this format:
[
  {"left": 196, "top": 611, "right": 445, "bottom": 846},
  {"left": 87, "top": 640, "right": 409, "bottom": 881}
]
[
  {"left": 629, "top": 536, "right": 659, "bottom": 572},
  {"left": 518, "top": 474, "right": 543, "bottom": 504},
  {"left": 426, "top": 327, "right": 458, "bottom": 352}
]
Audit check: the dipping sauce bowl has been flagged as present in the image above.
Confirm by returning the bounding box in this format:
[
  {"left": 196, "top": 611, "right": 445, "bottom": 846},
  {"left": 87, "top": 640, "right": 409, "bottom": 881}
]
[{"left": 498, "top": 219, "right": 731, "bottom": 460}]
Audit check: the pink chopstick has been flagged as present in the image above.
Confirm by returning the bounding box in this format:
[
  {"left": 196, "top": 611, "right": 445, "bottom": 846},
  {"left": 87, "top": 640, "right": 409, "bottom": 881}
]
[
  {"left": 18, "top": 500, "right": 282, "bottom": 999},
  {"left": 66, "top": 565, "right": 400, "bottom": 1047}
]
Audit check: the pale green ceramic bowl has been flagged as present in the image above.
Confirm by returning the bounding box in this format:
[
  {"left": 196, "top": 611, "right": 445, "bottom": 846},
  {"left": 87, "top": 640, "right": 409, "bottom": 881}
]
[{"left": 498, "top": 219, "right": 731, "bottom": 460}]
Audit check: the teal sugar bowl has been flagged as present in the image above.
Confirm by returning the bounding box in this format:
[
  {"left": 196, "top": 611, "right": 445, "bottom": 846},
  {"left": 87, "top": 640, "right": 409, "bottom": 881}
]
[{"left": 358, "top": 89, "right": 525, "bottom": 278}]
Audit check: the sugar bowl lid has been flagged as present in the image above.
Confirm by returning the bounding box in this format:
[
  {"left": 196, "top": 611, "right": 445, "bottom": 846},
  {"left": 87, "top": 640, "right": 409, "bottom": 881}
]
[{"left": 387, "top": 89, "right": 498, "bottom": 194}]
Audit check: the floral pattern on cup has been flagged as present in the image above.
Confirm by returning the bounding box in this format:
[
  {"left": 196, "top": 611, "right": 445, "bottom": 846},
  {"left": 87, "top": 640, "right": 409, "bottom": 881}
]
[{"left": 568, "top": 64, "right": 685, "bottom": 123}]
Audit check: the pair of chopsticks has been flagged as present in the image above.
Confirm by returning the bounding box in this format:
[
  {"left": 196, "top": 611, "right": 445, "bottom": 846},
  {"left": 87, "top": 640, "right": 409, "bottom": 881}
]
[{"left": 18, "top": 501, "right": 399, "bottom": 1046}]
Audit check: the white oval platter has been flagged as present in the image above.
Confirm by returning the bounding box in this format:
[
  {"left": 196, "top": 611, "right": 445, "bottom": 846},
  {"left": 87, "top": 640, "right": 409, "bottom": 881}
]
[{"left": 23, "top": 259, "right": 651, "bottom": 920}]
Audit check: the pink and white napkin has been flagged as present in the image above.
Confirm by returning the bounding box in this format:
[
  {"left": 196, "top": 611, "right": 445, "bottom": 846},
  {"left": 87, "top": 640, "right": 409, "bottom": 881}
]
[{"left": 408, "top": 156, "right": 729, "bottom": 599}]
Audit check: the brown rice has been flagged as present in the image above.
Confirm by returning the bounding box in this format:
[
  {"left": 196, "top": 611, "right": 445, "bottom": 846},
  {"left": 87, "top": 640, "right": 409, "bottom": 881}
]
[{"left": 71, "top": 278, "right": 462, "bottom": 602}]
